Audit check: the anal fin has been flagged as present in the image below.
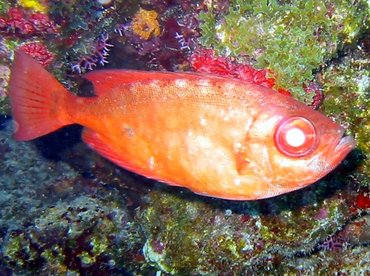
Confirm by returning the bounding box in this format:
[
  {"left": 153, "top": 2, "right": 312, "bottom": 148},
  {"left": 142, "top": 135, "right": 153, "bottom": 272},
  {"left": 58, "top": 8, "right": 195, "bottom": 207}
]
[
  {"left": 82, "top": 128, "right": 181, "bottom": 186},
  {"left": 82, "top": 128, "right": 185, "bottom": 187}
]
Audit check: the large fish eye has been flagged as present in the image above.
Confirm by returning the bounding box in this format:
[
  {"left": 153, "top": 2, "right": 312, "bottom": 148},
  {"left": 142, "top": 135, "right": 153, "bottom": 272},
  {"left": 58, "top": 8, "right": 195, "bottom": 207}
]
[{"left": 274, "top": 116, "right": 317, "bottom": 157}]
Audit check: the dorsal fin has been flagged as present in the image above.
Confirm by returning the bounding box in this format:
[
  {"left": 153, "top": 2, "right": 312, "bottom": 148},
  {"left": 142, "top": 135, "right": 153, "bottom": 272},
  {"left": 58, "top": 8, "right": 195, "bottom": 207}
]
[
  {"left": 83, "top": 69, "right": 211, "bottom": 96},
  {"left": 84, "top": 70, "right": 173, "bottom": 95}
]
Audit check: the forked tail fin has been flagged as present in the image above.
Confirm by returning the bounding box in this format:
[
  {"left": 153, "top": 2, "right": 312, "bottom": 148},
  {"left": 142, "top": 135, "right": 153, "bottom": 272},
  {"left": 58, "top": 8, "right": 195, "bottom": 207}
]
[{"left": 9, "top": 50, "right": 75, "bottom": 141}]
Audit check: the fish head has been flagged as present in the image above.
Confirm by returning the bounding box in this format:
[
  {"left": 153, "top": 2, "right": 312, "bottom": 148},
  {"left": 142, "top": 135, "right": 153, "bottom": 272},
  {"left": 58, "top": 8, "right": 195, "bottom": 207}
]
[{"left": 238, "top": 101, "right": 356, "bottom": 196}]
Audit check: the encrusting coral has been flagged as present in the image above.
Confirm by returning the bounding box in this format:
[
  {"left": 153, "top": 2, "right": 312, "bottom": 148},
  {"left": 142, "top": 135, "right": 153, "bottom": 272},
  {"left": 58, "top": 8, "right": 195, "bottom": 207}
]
[
  {"left": 131, "top": 8, "right": 161, "bottom": 40},
  {"left": 198, "top": 0, "right": 369, "bottom": 103}
]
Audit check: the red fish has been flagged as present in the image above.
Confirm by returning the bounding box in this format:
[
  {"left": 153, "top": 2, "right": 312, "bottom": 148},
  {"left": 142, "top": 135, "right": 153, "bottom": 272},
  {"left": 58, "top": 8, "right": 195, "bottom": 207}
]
[{"left": 9, "top": 50, "right": 356, "bottom": 200}]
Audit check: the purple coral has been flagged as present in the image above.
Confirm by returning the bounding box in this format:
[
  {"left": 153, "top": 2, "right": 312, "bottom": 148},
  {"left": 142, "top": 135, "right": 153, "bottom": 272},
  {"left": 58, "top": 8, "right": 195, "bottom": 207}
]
[
  {"left": 317, "top": 232, "right": 349, "bottom": 252},
  {"left": 71, "top": 33, "right": 113, "bottom": 73}
]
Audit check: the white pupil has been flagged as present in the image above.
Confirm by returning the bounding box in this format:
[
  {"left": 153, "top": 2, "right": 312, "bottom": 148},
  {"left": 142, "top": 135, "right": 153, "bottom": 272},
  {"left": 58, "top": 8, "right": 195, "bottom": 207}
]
[{"left": 285, "top": 128, "right": 305, "bottom": 147}]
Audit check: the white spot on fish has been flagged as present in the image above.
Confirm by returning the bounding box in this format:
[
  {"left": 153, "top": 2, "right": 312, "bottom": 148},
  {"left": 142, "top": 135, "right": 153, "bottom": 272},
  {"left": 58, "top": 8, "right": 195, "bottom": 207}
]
[
  {"left": 233, "top": 178, "right": 241, "bottom": 186},
  {"left": 197, "top": 81, "right": 211, "bottom": 95},
  {"left": 199, "top": 117, "right": 206, "bottom": 126},
  {"left": 175, "top": 79, "right": 188, "bottom": 88},
  {"left": 122, "top": 124, "right": 134, "bottom": 137},
  {"left": 149, "top": 80, "right": 161, "bottom": 90},
  {"left": 197, "top": 79, "right": 210, "bottom": 87},
  {"left": 186, "top": 131, "right": 213, "bottom": 156},
  {"left": 224, "top": 82, "right": 236, "bottom": 92},
  {"left": 76, "top": 98, "right": 84, "bottom": 104},
  {"left": 148, "top": 156, "right": 155, "bottom": 170}
]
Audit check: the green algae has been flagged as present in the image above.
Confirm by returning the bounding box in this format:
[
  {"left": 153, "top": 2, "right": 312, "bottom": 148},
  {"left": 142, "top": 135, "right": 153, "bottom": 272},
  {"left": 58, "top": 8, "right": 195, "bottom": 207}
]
[
  {"left": 140, "top": 190, "right": 260, "bottom": 273},
  {"left": 0, "top": 92, "right": 10, "bottom": 115},
  {"left": 0, "top": 0, "right": 10, "bottom": 14},
  {"left": 320, "top": 42, "right": 370, "bottom": 181},
  {"left": 2, "top": 195, "right": 146, "bottom": 274},
  {"left": 0, "top": 124, "right": 147, "bottom": 274},
  {"left": 139, "top": 185, "right": 356, "bottom": 274},
  {"left": 275, "top": 214, "right": 370, "bottom": 274},
  {"left": 198, "top": 0, "right": 369, "bottom": 103},
  {"left": 0, "top": 39, "right": 17, "bottom": 115},
  {"left": 41, "top": 247, "right": 69, "bottom": 274}
]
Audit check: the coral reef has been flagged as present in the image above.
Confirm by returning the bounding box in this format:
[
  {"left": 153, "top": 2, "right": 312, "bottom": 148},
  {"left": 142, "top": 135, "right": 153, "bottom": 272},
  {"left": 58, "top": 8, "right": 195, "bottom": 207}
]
[
  {"left": 114, "top": 1, "right": 200, "bottom": 71},
  {"left": 0, "top": 0, "right": 369, "bottom": 274},
  {"left": 47, "top": 0, "right": 122, "bottom": 79},
  {"left": 138, "top": 173, "right": 369, "bottom": 274},
  {"left": 0, "top": 65, "right": 10, "bottom": 98},
  {"left": 3, "top": 196, "right": 145, "bottom": 274},
  {"left": 198, "top": 0, "right": 369, "bottom": 103},
  {"left": 0, "top": 38, "right": 12, "bottom": 115},
  {"left": 0, "top": 7, "right": 58, "bottom": 37},
  {"left": 0, "top": 120, "right": 149, "bottom": 274},
  {"left": 0, "top": 0, "right": 130, "bottom": 96},
  {"left": 70, "top": 33, "right": 113, "bottom": 73},
  {"left": 191, "top": 49, "right": 290, "bottom": 95},
  {"left": 319, "top": 37, "right": 370, "bottom": 180},
  {"left": 19, "top": 41, "right": 54, "bottom": 66},
  {"left": 0, "top": 4, "right": 59, "bottom": 114},
  {"left": 18, "top": 0, "right": 48, "bottom": 13}
]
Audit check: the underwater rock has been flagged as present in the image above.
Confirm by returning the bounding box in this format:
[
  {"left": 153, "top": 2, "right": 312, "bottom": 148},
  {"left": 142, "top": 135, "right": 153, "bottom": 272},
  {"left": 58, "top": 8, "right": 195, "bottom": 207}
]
[
  {"left": 0, "top": 121, "right": 148, "bottom": 274},
  {"left": 0, "top": 63, "right": 10, "bottom": 114},
  {"left": 320, "top": 40, "right": 370, "bottom": 181},
  {"left": 138, "top": 177, "right": 368, "bottom": 274}
]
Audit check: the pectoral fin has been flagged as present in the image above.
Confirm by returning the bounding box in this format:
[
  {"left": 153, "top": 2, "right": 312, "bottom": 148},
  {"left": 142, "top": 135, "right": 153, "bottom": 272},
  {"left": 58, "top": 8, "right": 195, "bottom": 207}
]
[
  {"left": 82, "top": 128, "right": 148, "bottom": 175},
  {"left": 82, "top": 128, "right": 182, "bottom": 187}
]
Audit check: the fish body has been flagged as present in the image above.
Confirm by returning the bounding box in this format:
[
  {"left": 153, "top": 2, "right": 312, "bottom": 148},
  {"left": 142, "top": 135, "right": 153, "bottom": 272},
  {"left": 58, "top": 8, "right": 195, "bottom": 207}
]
[{"left": 9, "top": 51, "right": 356, "bottom": 200}]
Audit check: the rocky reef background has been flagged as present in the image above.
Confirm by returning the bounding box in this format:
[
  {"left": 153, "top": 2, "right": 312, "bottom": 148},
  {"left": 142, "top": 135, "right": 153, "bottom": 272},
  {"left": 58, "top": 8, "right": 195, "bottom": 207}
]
[{"left": 0, "top": 0, "right": 369, "bottom": 274}]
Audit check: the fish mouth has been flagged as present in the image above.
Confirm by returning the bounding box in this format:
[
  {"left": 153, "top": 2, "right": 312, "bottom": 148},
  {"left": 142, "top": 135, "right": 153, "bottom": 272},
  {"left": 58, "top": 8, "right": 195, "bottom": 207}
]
[
  {"left": 331, "top": 131, "right": 356, "bottom": 166},
  {"left": 335, "top": 133, "right": 356, "bottom": 153},
  {"left": 308, "top": 129, "right": 356, "bottom": 183},
  {"left": 313, "top": 130, "right": 356, "bottom": 181}
]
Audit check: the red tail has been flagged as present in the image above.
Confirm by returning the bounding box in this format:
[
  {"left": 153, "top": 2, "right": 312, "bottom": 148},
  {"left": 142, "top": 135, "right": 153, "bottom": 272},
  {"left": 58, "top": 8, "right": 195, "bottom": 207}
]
[{"left": 9, "top": 50, "right": 75, "bottom": 141}]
